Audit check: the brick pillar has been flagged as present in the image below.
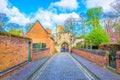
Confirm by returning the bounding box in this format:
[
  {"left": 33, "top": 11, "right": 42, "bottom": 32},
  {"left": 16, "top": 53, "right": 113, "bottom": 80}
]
[
  {"left": 106, "top": 51, "right": 110, "bottom": 67},
  {"left": 116, "top": 51, "right": 120, "bottom": 73}
]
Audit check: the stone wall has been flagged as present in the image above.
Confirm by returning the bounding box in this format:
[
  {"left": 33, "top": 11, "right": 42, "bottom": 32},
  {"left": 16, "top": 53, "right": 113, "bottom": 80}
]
[
  {"left": 54, "top": 32, "right": 74, "bottom": 53},
  {"left": 32, "top": 48, "right": 50, "bottom": 61},
  {"left": 0, "top": 32, "right": 31, "bottom": 73},
  {"left": 72, "top": 48, "right": 109, "bottom": 67}
]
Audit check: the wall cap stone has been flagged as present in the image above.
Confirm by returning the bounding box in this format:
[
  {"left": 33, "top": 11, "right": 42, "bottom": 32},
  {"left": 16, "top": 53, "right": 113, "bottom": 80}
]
[
  {"left": 73, "top": 48, "right": 107, "bottom": 56},
  {"left": 116, "top": 51, "right": 120, "bottom": 59},
  {"left": 0, "top": 31, "right": 32, "bottom": 41}
]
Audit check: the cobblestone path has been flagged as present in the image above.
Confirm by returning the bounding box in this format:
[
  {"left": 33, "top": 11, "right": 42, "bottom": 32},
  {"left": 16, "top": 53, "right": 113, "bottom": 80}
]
[
  {"left": 71, "top": 53, "right": 120, "bottom": 80},
  {"left": 28, "top": 52, "right": 96, "bottom": 80}
]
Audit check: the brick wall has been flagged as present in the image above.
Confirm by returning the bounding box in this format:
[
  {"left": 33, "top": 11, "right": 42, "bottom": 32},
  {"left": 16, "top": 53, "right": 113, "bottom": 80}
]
[
  {"left": 0, "top": 32, "right": 31, "bottom": 73},
  {"left": 47, "top": 38, "right": 55, "bottom": 55},
  {"left": 72, "top": 48, "right": 109, "bottom": 67},
  {"left": 116, "top": 51, "right": 120, "bottom": 73},
  {"left": 32, "top": 48, "right": 50, "bottom": 61}
]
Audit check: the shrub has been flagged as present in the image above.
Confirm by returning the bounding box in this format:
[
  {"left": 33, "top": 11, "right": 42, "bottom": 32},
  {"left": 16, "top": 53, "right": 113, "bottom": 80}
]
[
  {"left": 99, "top": 44, "right": 120, "bottom": 54},
  {"left": 85, "top": 28, "right": 110, "bottom": 46}
]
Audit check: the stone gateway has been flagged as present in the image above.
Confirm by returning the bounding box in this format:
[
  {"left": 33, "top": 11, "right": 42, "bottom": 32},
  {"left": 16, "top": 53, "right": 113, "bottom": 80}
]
[{"left": 53, "top": 25, "right": 75, "bottom": 53}]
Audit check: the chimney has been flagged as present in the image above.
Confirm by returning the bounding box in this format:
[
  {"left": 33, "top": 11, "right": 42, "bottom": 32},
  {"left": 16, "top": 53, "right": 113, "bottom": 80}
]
[{"left": 46, "top": 28, "right": 52, "bottom": 37}]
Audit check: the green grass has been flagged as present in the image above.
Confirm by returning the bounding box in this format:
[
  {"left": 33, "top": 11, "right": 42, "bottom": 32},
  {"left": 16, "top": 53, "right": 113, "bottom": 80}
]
[{"left": 107, "top": 66, "right": 120, "bottom": 76}]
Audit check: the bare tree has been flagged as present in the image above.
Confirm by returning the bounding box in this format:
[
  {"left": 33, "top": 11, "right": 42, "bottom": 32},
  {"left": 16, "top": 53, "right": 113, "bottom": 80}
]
[
  {"left": 111, "top": 0, "right": 120, "bottom": 14},
  {"left": 102, "top": 0, "right": 120, "bottom": 42},
  {"left": 111, "top": 0, "right": 120, "bottom": 42},
  {"left": 0, "top": 13, "right": 8, "bottom": 30},
  {"left": 64, "top": 16, "right": 76, "bottom": 33},
  {"left": 102, "top": 13, "right": 119, "bottom": 42},
  {"left": 64, "top": 14, "right": 86, "bottom": 37}
]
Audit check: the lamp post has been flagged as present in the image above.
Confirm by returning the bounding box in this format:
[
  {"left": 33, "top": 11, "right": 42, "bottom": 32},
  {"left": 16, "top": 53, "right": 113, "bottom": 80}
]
[
  {"left": 69, "top": 35, "right": 73, "bottom": 53},
  {"left": 90, "top": 39, "right": 92, "bottom": 49},
  {"left": 86, "top": 40, "right": 88, "bottom": 49}
]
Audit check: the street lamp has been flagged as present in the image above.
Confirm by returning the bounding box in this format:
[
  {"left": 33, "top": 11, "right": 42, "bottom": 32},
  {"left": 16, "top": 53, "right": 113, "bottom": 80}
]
[
  {"left": 69, "top": 35, "right": 73, "bottom": 53},
  {"left": 86, "top": 40, "right": 88, "bottom": 49},
  {"left": 90, "top": 39, "right": 92, "bottom": 49}
]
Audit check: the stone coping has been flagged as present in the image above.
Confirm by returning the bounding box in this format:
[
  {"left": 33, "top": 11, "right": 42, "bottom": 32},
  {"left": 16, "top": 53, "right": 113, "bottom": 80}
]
[
  {"left": 116, "top": 51, "right": 120, "bottom": 59},
  {"left": 0, "top": 31, "right": 32, "bottom": 41},
  {"left": 73, "top": 48, "right": 107, "bottom": 56}
]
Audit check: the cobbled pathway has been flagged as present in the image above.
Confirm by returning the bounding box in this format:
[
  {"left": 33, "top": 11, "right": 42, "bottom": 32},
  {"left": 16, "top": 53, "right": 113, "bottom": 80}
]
[
  {"left": 4, "top": 52, "right": 120, "bottom": 80},
  {"left": 71, "top": 53, "right": 120, "bottom": 80},
  {"left": 4, "top": 57, "right": 50, "bottom": 80},
  {"left": 34, "top": 52, "right": 88, "bottom": 80}
]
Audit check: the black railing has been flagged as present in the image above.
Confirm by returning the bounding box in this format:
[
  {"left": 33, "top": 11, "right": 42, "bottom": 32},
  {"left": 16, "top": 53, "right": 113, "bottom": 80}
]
[{"left": 32, "top": 48, "right": 50, "bottom": 53}]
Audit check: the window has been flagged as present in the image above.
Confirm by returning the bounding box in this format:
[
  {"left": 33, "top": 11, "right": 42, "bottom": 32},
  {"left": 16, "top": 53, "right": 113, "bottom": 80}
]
[
  {"left": 32, "top": 43, "right": 46, "bottom": 49},
  {"left": 42, "top": 43, "right": 46, "bottom": 48}
]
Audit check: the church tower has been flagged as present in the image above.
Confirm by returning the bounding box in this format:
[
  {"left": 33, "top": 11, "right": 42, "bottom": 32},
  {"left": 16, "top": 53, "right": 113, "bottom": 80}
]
[{"left": 56, "top": 25, "right": 65, "bottom": 33}]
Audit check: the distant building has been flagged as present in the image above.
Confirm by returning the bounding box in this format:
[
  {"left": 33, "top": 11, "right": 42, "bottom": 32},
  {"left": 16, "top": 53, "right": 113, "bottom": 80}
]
[
  {"left": 56, "top": 25, "right": 65, "bottom": 33},
  {"left": 53, "top": 25, "right": 75, "bottom": 52},
  {"left": 26, "top": 21, "right": 54, "bottom": 54}
]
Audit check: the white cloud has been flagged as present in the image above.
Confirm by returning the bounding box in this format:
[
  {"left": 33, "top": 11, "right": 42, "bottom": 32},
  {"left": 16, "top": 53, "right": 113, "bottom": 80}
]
[
  {"left": 0, "top": 0, "right": 8, "bottom": 12},
  {"left": 50, "top": 0, "right": 79, "bottom": 10},
  {"left": 6, "top": 7, "right": 30, "bottom": 26},
  {"left": 52, "top": 12, "right": 79, "bottom": 25},
  {"left": 32, "top": 9, "right": 54, "bottom": 28},
  {"left": 31, "top": 8, "right": 80, "bottom": 33},
  {"left": 0, "top": 0, "right": 80, "bottom": 33},
  {"left": 0, "top": 0, "right": 30, "bottom": 26},
  {"left": 86, "top": 0, "right": 115, "bottom": 12}
]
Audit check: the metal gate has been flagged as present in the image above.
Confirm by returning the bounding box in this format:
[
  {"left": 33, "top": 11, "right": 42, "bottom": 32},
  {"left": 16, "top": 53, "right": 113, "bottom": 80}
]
[
  {"left": 28, "top": 42, "right": 31, "bottom": 62},
  {"left": 109, "top": 53, "right": 116, "bottom": 69}
]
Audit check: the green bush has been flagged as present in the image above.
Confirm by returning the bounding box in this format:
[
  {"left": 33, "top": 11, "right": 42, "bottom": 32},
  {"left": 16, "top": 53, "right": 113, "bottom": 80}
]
[
  {"left": 75, "top": 43, "right": 81, "bottom": 48},
  {"left": 8, "top": 29, "right": 22, "bottom": 36},
  {"left": 85, "top": 28, "right": 110, "bottom": 46}
]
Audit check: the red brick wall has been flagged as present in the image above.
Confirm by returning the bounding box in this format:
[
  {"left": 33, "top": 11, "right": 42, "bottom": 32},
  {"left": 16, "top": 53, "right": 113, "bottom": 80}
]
[
  {"left": 46, "top": 38, "right": 55, "bottom": 55},
  {"left": 50, "top": 39, "right": 55, "bottom": 54},
  {"left": 72, "top": 48, "right": 109, "bottom": 67},
  {"left": 116, "top": 51, "right": 120, "bottom": 73},
  {"left": 0, "top": 34, "right": 31, "bottom": 73},
  {"left": 32, "top": 49, "right": 50, "bottom": 61}
]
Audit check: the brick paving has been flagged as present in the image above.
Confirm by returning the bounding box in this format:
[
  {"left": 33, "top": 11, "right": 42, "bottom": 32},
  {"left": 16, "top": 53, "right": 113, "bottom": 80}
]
[
  {"left": 71, "top": 53, "right": 120, "bottom": 80},
  {"left": 4, "top": 57, "right": 50, "bottom": 80}
]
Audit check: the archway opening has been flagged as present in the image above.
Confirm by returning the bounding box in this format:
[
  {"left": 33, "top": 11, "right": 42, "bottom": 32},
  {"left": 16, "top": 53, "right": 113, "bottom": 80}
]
[{"left": 61, "top": 42, "right": 69, "bottom": 52}]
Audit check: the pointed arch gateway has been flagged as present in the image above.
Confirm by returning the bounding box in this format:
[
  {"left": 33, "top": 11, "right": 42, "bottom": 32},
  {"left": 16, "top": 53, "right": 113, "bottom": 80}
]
[
  {"left": 61, "top": 42, "right": 69, "bottom": 52},
  {"left": 54, "top": 26, "right": 75, "bottom": 52}
]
